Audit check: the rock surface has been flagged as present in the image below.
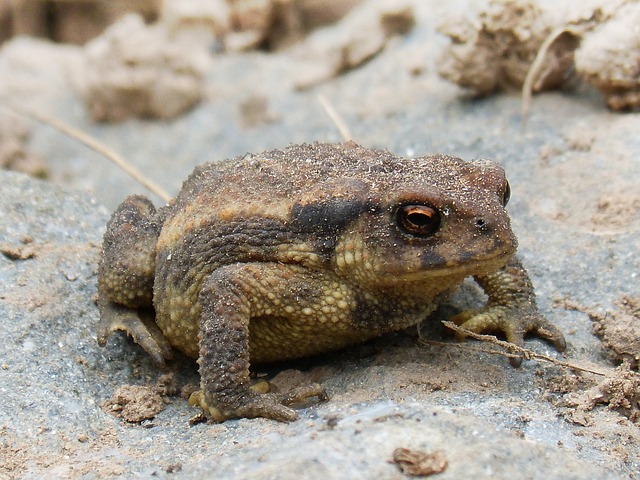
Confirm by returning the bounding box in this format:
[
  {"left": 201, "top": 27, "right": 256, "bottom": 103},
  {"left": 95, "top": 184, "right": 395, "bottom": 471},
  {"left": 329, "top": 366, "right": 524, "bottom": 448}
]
[{"left": 1, "top": 0, "right": 639, "bottom": 478}]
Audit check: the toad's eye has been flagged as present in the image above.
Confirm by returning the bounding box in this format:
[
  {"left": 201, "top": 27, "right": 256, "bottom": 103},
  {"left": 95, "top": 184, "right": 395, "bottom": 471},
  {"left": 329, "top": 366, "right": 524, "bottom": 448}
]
[
  {"left": 397, "top": 204, "right": 441, "bottom": 236},
  {"left": 502, "top": 181, "right": 511, "bottom": 207}
]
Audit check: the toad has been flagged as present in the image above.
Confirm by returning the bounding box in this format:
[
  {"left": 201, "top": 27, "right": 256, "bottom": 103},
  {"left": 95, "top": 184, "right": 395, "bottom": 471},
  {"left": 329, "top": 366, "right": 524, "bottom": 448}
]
[{"left": 97, "top": 142, "right": 566, "bottom": 421}]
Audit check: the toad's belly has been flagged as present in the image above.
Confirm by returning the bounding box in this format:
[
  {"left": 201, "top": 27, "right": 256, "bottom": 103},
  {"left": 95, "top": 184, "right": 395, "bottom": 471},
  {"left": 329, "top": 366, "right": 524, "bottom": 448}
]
[
  {"left": 154, "top": 294, "right": 437, "bottom": 363},
  {"left": 247, "top": 315, "right": 384, "bottom": 363}
]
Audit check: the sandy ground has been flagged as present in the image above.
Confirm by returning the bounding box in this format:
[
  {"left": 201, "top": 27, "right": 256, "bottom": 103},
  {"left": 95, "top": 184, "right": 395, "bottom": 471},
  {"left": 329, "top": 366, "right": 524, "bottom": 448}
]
[{"left": 0, "top": 1, "right": 639, "bottom": 478}]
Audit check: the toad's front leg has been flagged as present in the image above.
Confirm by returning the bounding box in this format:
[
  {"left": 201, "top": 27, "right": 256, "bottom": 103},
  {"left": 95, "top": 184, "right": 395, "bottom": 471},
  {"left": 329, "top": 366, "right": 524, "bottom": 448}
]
[
  {"left": 450, "top": 255, "right": 566, "bottom": 366},
  {"left": 190, "top": 263, "right": 326, "bottom": 422}
]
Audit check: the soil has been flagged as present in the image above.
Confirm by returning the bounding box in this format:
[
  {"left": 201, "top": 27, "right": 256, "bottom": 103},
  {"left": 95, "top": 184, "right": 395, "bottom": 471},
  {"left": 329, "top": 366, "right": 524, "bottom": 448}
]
[
  {"left": 391, "top": 447, "right": 448, "bottom": 476},
  {"left": 438, "top": 0, "right": 640, "bottom": 111},
  {"left": 0, "top": 111, "right": 47, "bottom": 177},
  {"left": 101, "top": 374, "right": 179, "bottom": 424},
  {"left": 562, "top": 296, "right": 640, "bottom": 369},
  {"left": 79, "top": 14, "right": 209, "bottom": 122},
  {"left": 0, "top": 0, "right": 639, "bottom": 478}
]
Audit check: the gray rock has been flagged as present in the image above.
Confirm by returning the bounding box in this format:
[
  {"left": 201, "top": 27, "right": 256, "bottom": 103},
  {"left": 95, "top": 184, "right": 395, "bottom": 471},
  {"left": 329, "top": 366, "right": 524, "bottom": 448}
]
[
  {"left": 0, "top": 146, "right": 634, "bottom": 479},
  {"left": 1, "top": 0, "right": 639, "bottom": 478}
]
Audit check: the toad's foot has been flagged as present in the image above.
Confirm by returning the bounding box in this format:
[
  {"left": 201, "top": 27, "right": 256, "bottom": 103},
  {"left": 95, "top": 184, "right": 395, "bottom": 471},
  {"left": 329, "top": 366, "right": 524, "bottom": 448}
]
[
  {"left": 97, "top": 299, "right": 173, "bottom": 367},
  {"left": 453, "top": 255, "right": 566, "bottom": 367},
  {"left": 450, "top": 305, "right": 566, "bottom": 366},
  {"left": 188, "top": 382, "right": 327, "bottom": 422}
]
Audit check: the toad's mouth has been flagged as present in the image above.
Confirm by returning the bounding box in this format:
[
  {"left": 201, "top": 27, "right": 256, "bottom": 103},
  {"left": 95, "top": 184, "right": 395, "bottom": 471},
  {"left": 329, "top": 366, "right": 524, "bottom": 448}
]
[
  {"left": 379, "top": 248, "right": 515, "bottom": 282},
  {"left": 421, "top": 254, "right": 510, "bottom": 277}
]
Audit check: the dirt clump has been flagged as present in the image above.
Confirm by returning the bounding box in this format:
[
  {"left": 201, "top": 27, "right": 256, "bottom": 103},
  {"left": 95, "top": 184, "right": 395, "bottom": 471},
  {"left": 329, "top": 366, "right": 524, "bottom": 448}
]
[
  {"left": 0, "top": 112, "right": 47, "bottom": 177},
  {"left": 438, "top": 0, "right": 640, "bottom": 111},
  {"left": 591, "top": 297, "right": 640, "bottom": 369},
  {"left": 575, "top": 1, "right": 640, "bottom": 110},
  {"left": 101, "top": 373, "right": 178, "bottom": 423},
  {"left": 549, "top": 298, "right": 640, "bottom": 423},
  {"left": 391, "top": 447, "right": 448, "bottom": 476},
  {"left": 222, "top": 0, "right": 363, "bottom": 51},
  {"left": 555, "top": 297, "right": 640, "bottom": 369},
  {"left": 0, "top": 235, "right": 39, "bottom": 260},
  {"left": 292, "top": 0, "right": 416, "bottom": 89},
  {"left": 102, "top": 385, "right": 165, "bottom": 423},
  {"left": 0, "top": 0, "right": 159, "bottom": 45},
  {"left": 78, "top": 14, "right": 209, "bottom": 122},
  {"left": 561, "top": 362, "right": 640, "bottom": 423}
]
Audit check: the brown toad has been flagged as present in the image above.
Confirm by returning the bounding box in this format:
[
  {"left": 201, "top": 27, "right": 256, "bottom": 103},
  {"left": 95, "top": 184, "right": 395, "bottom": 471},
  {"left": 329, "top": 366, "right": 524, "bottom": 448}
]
[{"left": 97, "top": 142, "right": 565, "bottom": 422}]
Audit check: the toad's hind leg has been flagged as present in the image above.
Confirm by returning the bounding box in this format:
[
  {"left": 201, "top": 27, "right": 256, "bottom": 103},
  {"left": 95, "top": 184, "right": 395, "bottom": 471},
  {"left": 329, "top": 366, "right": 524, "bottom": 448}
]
[{"left": 97, "top": 195, "right": 172, "bottom": 365}]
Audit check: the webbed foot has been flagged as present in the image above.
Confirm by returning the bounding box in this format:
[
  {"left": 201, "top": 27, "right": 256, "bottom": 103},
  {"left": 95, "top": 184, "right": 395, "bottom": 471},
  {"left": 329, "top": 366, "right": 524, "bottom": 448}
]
[
  {"left": 97, "top": 299, "right": 173, "bottom": 367},
  {"left": 189, "top": 382, "right": 327, "bottom": 422},
  {"left": 450, "top": 305, "right": 566, "bottom": 366},
  {"left": 454, "top": 255, "right": 566, "bottom": 366}
]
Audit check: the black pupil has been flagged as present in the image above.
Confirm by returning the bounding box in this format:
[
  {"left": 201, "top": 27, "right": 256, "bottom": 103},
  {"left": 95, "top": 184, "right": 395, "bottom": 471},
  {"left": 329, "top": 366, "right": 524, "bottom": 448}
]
[{"left": 408, "top": 212, "right": 432, "bottom": 226}]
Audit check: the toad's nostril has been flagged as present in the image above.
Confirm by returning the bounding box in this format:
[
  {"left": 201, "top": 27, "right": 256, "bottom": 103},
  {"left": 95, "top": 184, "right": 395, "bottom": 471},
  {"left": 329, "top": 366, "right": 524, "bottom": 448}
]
[{"left": 475, "top": 218, "right": 488, "bottom": 230}]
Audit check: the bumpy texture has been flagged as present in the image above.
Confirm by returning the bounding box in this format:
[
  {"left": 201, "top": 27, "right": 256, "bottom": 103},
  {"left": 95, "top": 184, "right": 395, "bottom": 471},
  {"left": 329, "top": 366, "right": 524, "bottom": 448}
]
[{"left": 98, "top": 142, "right": 565, "bottom": 421}]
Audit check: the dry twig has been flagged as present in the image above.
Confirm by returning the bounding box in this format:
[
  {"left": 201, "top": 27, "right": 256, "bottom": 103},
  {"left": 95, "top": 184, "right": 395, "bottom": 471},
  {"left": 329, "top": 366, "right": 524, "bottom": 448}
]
[
  {"left": 419, "top": 320, "right": 607, "bottom": 377},
  {"left": 521, "top": 26, "right": 580, "bottom": 123},
  {"left": 1, "top": 103, "right": 172, "bottom": 202},
  {"left": 317, "top": 93, "right": 353, "bottom": 142}
]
